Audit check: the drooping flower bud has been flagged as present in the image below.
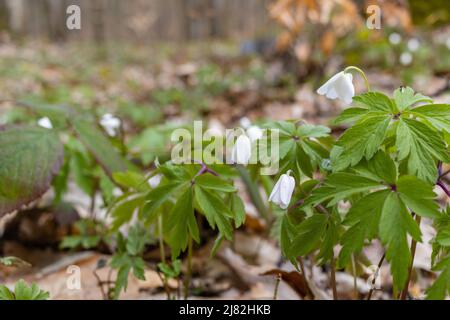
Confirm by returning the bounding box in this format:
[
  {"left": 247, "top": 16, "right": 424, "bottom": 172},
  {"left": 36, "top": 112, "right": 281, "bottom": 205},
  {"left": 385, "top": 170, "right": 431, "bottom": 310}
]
[
  {"left": 268, "top": 171, "right": 295, "bottom": 209},
  {"left": 37, "top": 117, "right": 53, "bottom": 129},
  {"left": 317, "top": 71, "right": 355, "bottom": 105},
  {"left": 246, "top": 125, "right": 263, "bottom": 142},
  {"left": 231, "top": 134, "right": 252, "bottom": 165},
  {"left": 100, "top": 113, "right": 121, "bottom": 137}
]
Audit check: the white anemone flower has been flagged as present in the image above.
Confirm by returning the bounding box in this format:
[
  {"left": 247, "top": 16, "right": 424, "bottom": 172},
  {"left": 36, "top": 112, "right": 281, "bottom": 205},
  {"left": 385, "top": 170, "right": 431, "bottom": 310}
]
[
  {"left": 231, "top": 134, "right": 252, "bottom": 165},
  {"left": 269, "top": 171, "right": 295, "bottom": 209},
  {"left": 317, "top": 71, "right": 355, "bottom": 104},
  {"left": 100, "top": 113, "right": 121, "bottom": 137},
  {"left": 246, "top": 125, "right": 263, "bottom": 142},
  {"left": 389, "top": 33, "right": 401, "bottom": 45},
  {"left": 37, "top": 117, "right": 53, "bottom": 129},
  {"left": 407, "top": 38, "right": 420, "bottom": 52},
  {"left": 400, "top": 52, "right": 413, "bottom": 66},
  {"left": 239, "top": 117, "right": 252, "bottom": 129}
]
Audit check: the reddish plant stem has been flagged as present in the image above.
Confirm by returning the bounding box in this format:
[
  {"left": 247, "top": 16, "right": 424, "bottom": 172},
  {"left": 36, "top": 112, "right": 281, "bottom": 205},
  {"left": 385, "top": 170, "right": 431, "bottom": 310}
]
[
  {"left": 437, "top": 181, "right": 450, "bottom": 198},
  {"left": 399, "top": 214, "right": 421, "bottom": 300},
  {"left": 330, "top": 256, "right": 338, "bottom": 300},
  {"left": 193, "top": 160, "right": 219, "bottom": 177},
  {"left": 367, "top": 253, "right": 385, "bottom": 300}
]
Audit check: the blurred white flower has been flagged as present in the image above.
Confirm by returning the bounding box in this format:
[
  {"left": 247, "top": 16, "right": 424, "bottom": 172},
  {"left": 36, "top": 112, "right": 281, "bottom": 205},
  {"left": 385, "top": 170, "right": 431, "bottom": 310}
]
[
  {"left": 400, "top": 52, "right": 413, "bottom": 66},
  {"left": 407, "top": 38, "right": 420, "bottom": 52},
  {"left": 37, "top": 117, "right": 53, "bottom": 129},
  {"left": 446, "top": 38, "right": 450, "bottom": 50},
  {"left": 246, "top": 125, "right": 263, "bottom": 142},
  {"left": 389, "top": 33, "right": 401, "bottom": 45},
  {"left": 148, "top": 174, "right": 162, "bottom": 188},
  {"left": 317, "top": 71, "right": 355, "bottom": 104},
  {"left": 268, "top": 171, "right": 295, "bottom": 209},
  {"left": 100, "top": 113, "right": 121, "bottom": 137},
  {"left": 239, "top": 117, "right": 252, "bottom": 129},
  {"left": 231, "top": 134, "right": 252, "bottom": 165}
]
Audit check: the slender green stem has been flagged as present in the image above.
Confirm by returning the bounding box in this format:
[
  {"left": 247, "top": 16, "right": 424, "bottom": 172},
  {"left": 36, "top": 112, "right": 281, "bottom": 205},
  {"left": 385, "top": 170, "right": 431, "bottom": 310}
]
[
  {"left": 344, "top": 66, "right": 371, "bottom": 92},
  {"left": 184, "top": 235, "right": 193, "bottom": 300},
  {"left": 158, "top": 216, "right": 171, "bottom": 299},
  {"left": 236, "top": 165, "right": 269, "bottom": 221},
  {"left": 351, "top": 254, "right": 358, "bottom": 299}
]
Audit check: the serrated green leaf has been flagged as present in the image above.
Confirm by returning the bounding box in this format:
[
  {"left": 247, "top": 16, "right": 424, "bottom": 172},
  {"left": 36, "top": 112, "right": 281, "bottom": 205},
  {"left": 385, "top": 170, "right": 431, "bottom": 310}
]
[
  {"left": 379, "top": 192, "right": 421, "bottom": 291},
  {"left": 72, "top": 118, "right": 128, "bottom": 178},
  {"left": 411, "top": 104, "right": 450, "bottom": 132},
  {"left": 353, "top": 92, "right": 397, "bottom": 113},
  {"left": 194, "top": 186, "right": 233, "bottom": 240},
  {"left": 167, "top": 188, "right": 199, "bottom": 259},
  {"left": 231, "top": 193, "right": 246, "bottom": 228},
  {"left": 426, "top": 256, "right": 450, "bottom": 300},
  {"left": 296, "top": 124, "right": 330, "bottom": 138},
  {"left": 333, "top": 115, "right": 390, "bottom": 171},
  {"left": 195, "top": 174, "right": 236, "bottom": 192},
  {"left": 393, "top": 87, "right": 432, "bottom": 111},
  {"left": 289, "top": 214, "right": 328, "bottom": 258},
  {"left": 396, "top": 118, "right": 448, "bottom": 183},
  {"left": 338, "top": 190, "right": 390, "bottom": 268},
  {"left": 140, "top": 182, "right": 184, "bottom": 224},
  {"left": 333, "top": 107, "right": 369, "bottom": 125},
  {"left": 306, "top": 173, "right": 382, "bottom": 207},
  {"left": 397, "top": 175, "right": 439, "bottom": 218}
]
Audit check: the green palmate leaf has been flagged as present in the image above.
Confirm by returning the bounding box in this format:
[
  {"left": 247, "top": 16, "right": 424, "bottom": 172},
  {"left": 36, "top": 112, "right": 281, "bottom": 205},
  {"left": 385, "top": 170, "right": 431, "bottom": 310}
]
[
  {"left": 426, "top": 256, "right": 450, "bottom": 300},
  {"left": 411, "top": 104, "right": 450, "bottom": 133},
  {"left": 333, "top": 107, "right": 369, "bottom": 125},
  {"left": 353, "top": 151, "right": 397, "bottom": 184},
  {"left": 194, "top": 186, "right": 233, "bottom": 240},
  {"left": 296, "top": 124, "right": 330, "bottom": 138},
  {"left": 379, "top": 192, "right": 422, "bottom": 291},
  {"left": 141, "top": 182, "right": 185, "bottom": 224},
  {"left": 393, "top": 86, "right": 432, "bottom": 111},
  {"left": 0, "top": 126, "right": 63, "bottom": 216},
  {"left": 195, "top": 174, "right": 236, "bottom": 192},
  {"left": 396, "top": 118, "right": 449, "bottom": 183},
  {"left": 110, "top": 253, "right": 146, "bottom": 299},
  {"left": 288, "top": 214, "right": 328, "bottom": 258},
  {"left": 113, "top": 171, "right": 150, "bottom": 192},
  {"left": 167, "top": 188, "right": 199, "bottom": 259},
  {"left": 317, "top": 211, "right": 340, "bottom": 265},
  {"left": 397, "top": 176, "right": 440, "bottom": 218},
  {"left": 72, "top": 118, "right": 128, "bottom": 177},
  {"left": 333, "top": 115, "right": 390, "bottom": 171},
  {"left": 306, "top": 172, "right": 382, "bottom": 207},
  {"left": 0, "top": 256, "right": 31, "bottom": 268},
  {"left": 110, "top": 194, "right": 146, "bottom": 231},
  {"left": 0, "top": 280, "right": 49, "bottom": 300},
  {"left": 280, "top": 215, "right": 296, "bottom": 259},
  {"left": 338, "top": 190, "right": 390, "bottom": 268},
  {"left": 353, "top": 92, "right": 397, "bottom": 113}
]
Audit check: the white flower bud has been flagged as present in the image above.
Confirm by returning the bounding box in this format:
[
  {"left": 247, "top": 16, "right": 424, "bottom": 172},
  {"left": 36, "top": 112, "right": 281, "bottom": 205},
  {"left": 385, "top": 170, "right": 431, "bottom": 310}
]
[
  {"left": 246, "top": 125, "right": 263, "bottom": 142},
  {"left": 37, "top": 117, "right": 53, "bottom": 129},
  {"left": 100, "top": 113, "right": 121, "bottom": 137},
  {"left": 268, "top": 171, "right": 295, "bottom": 209},
  {"left": 148, "top": 174, "right": 162, "bottom": 188},
  {"left": 231, "top": 134, "right": 252, "bottom": 165},
  {"left": 317, "top": 71, "right": 355, "bottom": 105}
]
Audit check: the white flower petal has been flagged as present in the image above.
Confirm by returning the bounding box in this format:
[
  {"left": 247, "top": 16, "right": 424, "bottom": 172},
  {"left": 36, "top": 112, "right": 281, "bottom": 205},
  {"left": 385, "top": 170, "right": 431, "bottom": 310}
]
[{"left": 37, "top": 117, "right": 53, "bottom": 129}]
